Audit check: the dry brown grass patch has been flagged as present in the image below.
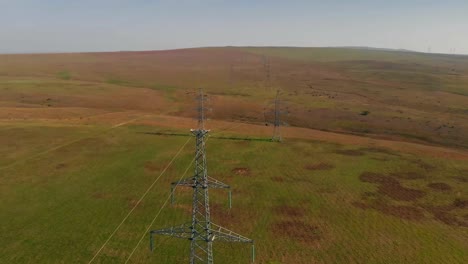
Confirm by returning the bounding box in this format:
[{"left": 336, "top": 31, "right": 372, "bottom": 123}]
[
  {"left": 375, "top": 204, "right": 425, "bottom": 221},
  {"left": 92, "top": 192, "right": 111, "bottom": 199},
  {"left": 359, "top": 172, "right": 395, "bottom": 184},
  {"left": 453, "top": 199, "right": 468, "bottom": 209},
  {"left": 210, "top": 204, "right": 248, "bottom": 225},
  {"left": 360, "top": 147, "right": 398, "bottom": 156},
  {"left": 427, "top": 182, "right": 452, "bottom": 191},
  {"left": 232, "top": 167, "right": 250, "bottom": 176},
  {"left": 271, "top": 176, "right": 285, "bottom": 182},
  {"left": 453, "top": 176, "right": 468, "bottom": 183},
  {"left": 390, "top": 172, "right": 425, "bottom": 180},
  {"left": 359, "top": 172, "right": 426, "bottom": 201},
  {"left": 144, "top": 161, "right": 161, "bottom": 172},
  {"left": 274, "top": 205, "right": 306, "bottom": 218},
  {"left": 55, "top": 163, "right": 67, "bottom": 169},
  {"left": 353, "top": 200, "right": 424, "bottom": 221},
  {"left": 371, "top": 157, "right": 390, "bottom": 161},
  {"left": 272, "top": 220, "right": 321, "bottom": 243},
  {"left": 335, "top": 149, "right": 365, "bottom": 156},
  {"left": 126, "top": 198, "right": 141, "bottom": 209},
  {"left": 144, "top": 161, "right": 173, "bottom": 173},
  {"left": 428, "top": 209, "right": 460, "bottom": 227},
  {"left": 422, "top": 202, "right": 468, "bottom": 227},
  {"left": 351, "top": 201, "right": 370, "bottom": 210},
  {"left": 413, "top": 159, "right": 436, "bottom": 170},
  {"left": 304, "top": 162, "right": 334, "bottom": 171},
  {"left": 377, "top": 182, "right": 426, "bottom": 202}
]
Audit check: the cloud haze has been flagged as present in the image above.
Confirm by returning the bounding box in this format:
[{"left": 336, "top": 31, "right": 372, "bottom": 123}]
[{"left": 1, "top": 0, "right": 467, "bottom": 54}]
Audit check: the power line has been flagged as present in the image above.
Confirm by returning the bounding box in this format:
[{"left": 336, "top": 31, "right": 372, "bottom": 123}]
[
  {"left": 124, "top": 147, "right": 197, "bottom": 263},
  {"left": 89, "top": 115, "right": 246, "bottom": 263},
  {"left": 87, "top": 136, "right": 192, "bottom": 264},
  {"left": 125, "top": 118, "right": 249, "bottom": 263},
  {"left": 0, "top": 114, "right": 149, "bottom": 171},
  {"left": 124, "top": 127, "right": 237, "bottom": 263}
]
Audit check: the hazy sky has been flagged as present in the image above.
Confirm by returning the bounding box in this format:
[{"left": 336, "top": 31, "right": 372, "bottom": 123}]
[{"left": 1, "top": 0, "right": 467, "bottom": 54}]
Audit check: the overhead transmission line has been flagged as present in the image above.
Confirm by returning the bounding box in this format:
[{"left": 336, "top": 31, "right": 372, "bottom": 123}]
[
  {"left": 0, "top": 114, "right": 148, "bottom": 171},
  {"left": 88, "top": 104, "right": 247, "bottom": 263},
  {"left": 87, "top": 136, "right": 192, "bottom": 264},
  {"left": 123, "top": 139, "right": 198, "bottom": 263},
  {"left": 149, "top": 88, "right": 254, "bottom": 264},
  {"left": 125, "top": 116, "right": 251, "bottom": 263}
]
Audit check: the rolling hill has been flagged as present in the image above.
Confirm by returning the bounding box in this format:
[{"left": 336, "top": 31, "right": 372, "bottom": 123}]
[{"left": 0, "top": 47, "right": 467, "bottom": 263}]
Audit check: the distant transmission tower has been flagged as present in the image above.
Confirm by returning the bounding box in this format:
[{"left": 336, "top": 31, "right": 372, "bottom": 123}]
[
  {"left": 229, "top": 63, "right": 234, "bottom": 88},
  {"left": 150, "top": 88, "right": 255, "bottom": 264},
  {"left": 263, "top": 56, "right": 271, "bottom": 89},
  {"left": 264, "top": 90, "right": 287, "bottom": 142},
  {"left": 272, "top": 90, "right": 281, "bottom": 141}
]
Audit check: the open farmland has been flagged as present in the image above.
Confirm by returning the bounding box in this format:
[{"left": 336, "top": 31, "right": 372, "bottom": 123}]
[{"left": 1, "top": 47, "right": 468, "bottom": 263}]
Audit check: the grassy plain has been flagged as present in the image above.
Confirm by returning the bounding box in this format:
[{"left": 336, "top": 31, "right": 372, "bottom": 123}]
[
  {"left": 0, "top": 117, "right": 467, "bottom": 263},
  {"left": 0, "top": 47, "right": 467, "bottom": 263}
]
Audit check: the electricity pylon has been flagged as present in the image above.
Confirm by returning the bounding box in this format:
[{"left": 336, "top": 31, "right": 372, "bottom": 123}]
[
  {"left": 150, "top": 88, "right": 255, "bottom": 264},
  {"left": 263, "top": 56, "right": 271, "bottom": 90},
  {"left": 264, "top": 89, "right": 288, "bottom": 142},
  {"left": 170, "top": 88, "right": 232, "bottom": 207},
  {"left": 272, "top": 90, "right": 281, "bottom": 141}
]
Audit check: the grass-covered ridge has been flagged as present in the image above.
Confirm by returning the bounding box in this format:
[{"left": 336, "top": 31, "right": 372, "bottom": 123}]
[{"left": 1, "top": 47, "right": 467, "bottom": 148}]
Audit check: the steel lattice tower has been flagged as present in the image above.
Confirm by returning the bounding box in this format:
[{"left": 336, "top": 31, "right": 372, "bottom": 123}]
[
  {"left": 264, "top": 89, "right": 287, "bottom": 142},
  {"left": 170, "top": 89, "right": 232, "bottom": 207},
  {"left": 272, "top": 90, "right": 282, "bottom": 142},
  {"left": 263, "top": 56, "right": 271, "bottom": 90},
  {"left": 150, "top": 88, "right": 254, "bottom": 264}
]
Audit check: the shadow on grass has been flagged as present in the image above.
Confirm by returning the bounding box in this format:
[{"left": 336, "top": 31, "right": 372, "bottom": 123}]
[{"left": 139, "top": 132, "right": 273, "bottom": 142}]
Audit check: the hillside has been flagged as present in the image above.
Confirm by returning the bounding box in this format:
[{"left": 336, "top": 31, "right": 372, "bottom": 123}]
[
  {"left": 0, "top": 47, "right": 467, "bottom": 263},
  {"left": 1, "top": 47, "right": 467, "bottom": 148}
]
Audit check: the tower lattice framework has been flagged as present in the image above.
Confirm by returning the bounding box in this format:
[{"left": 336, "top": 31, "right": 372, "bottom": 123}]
[{"left": 150, "top": 88, "right": 254, "bottom": 264}]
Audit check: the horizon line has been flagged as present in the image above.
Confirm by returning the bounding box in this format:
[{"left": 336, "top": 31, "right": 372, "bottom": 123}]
[{"left": 1, "top": 45, "right": 468, "bottom": 57}]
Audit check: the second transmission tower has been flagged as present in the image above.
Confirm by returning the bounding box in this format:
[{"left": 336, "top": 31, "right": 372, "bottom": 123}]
[
  {"left": 263, "top": 56, "right": 271, "bottom": 90},
  {"left": 272, "top": 90, "right": 282, "bottom": 142}
]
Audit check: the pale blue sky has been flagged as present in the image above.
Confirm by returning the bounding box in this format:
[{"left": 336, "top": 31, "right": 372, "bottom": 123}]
[{"left": 1, "top": 0, "right": 467, "bottom": 54}]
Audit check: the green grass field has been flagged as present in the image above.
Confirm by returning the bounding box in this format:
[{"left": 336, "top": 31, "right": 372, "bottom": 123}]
[
  {"left": 1, "top": 47, "right": 467, "bottom": 263},
  {"left": 0, "top": 120, "right": 467, "bottom": 263}
]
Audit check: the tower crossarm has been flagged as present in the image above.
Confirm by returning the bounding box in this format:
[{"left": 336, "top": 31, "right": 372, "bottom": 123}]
[
  {"left": 210, "top": 223, "right": 253, "bottom": 243},
  {"left": 150, "top": 222, "right": 192, "bottom": 240},
  {"left": 171, "top": 176, "right": 233, "bottom": 208},
  {"left": 171, "top": 176, "right": 230, "bottom": 189},
  {"left": 207, "top": 176, "right": 230, "bottom": 189},
  {"left": 171, "top": 178, "right": 196, "bottom": 188}
]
